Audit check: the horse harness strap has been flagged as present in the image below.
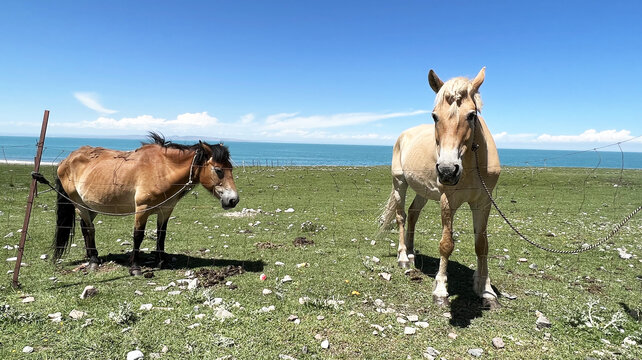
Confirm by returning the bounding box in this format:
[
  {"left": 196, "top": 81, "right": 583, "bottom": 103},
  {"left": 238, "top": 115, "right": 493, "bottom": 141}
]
[
  {"left": 469, "top": 102, "right": 641, "bottom": 254},
  {"left": 33, "top": 150, "right": 202, "bottom": 217}
]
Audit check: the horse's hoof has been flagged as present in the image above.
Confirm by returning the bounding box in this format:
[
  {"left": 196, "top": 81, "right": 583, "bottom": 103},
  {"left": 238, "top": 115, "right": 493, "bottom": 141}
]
[
  {"left": 129, "top": 267, "right": 143, "bottom": 276},
  {"left": 433, "top": 295, "right": 450, "bottom": 307},
  {"left": 88, "top": 263, "right": 100, "bottom": 271},
  {"left": 398, "top": 261, "right": 411, "bottom": 269},
  {"left": 483, "top": 297, "right": 501, "bottom": 310}
]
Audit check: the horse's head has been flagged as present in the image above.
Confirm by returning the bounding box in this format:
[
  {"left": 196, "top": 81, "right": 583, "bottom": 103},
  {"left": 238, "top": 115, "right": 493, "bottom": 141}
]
[
  {"left": 428, "top": 67, "right": 485, "bottom": 186},
  {"left": 198, "top": 142, "right": 239, "bottom": 209}
]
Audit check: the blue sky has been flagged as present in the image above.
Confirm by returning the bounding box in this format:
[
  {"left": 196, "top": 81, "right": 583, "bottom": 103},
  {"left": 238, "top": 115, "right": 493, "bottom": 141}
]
[{"left": 1, "top": 1, "right": 641, "bottom": 151}]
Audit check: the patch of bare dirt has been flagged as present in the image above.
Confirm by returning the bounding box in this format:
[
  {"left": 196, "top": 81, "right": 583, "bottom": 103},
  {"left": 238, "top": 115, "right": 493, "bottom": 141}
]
[
  {"left": 293, "top": 237, "right": 314, "bottom": 247},
  {"left": 254, "top": 242, "right": 284, "bottom": 249},
  {"left": 196, "top": 265, "right": 245, "bottom": 287},
  {"left": 405, "top": 269, "right": 423, "bottom": 283}
]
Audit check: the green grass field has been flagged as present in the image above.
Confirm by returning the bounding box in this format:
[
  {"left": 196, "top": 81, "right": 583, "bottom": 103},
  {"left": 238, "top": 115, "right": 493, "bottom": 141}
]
[{"left": 1, "top": 163, "right": 641, "bottom": 359}]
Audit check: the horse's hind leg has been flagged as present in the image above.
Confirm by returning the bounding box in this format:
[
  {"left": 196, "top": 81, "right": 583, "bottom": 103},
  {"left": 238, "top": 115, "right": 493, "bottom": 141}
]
[
  {"left": 129, "top": 212, "right": 150, "bottom": 276},
  {"left": 405, "top": 195, "right": 428, "bottom": 266},
  {"left": 79, "top": 211, "right": 100, "bottom": 271},
  {"left": 433, "top": 193, "right": 458, "bottom": 306},
  {"left": 470, "top": 199, "right": 500, "bottom": 309}
]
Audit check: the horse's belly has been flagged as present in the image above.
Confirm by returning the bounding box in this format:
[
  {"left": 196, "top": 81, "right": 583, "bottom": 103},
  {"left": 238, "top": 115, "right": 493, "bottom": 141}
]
[{"left": 76, "top": 182, "right": 137, "bottom": 214}]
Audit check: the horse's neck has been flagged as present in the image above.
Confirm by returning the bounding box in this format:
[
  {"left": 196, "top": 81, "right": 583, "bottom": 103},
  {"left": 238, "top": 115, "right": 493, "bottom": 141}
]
[{"left": 164, "top": 149, "right": 198, "bottom": 184}]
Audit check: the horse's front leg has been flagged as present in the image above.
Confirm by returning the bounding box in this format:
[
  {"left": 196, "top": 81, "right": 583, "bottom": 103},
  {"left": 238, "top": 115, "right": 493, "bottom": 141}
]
[
  {"left": 392, "top": 176, "right": 411, "bottom": 268},
  {"left": 154, "top": 213, "right": 171, "bottom": 269},
  {"left": 129, "top": 213, "right": 149, "bottom": 276},
  {"left": 434, "top": 193, "right": 456, "bottom": 306},
  {"left": 470, "top": 200, "right": 500, "bottom": 309}
]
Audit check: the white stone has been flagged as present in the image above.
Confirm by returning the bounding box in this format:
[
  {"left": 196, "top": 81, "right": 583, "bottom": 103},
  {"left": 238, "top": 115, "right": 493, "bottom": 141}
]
[
  {"left": 80, "top": 285, "right": 98, "bottom": 299},
  {"left": 168, "top": 290, "right": 182, "bottom": 296},
  {"left": 262, "top": 288, "right": 273, "bottom": 295},
  {"left": 6, "top": 257, "right": 17, "bottom": 262},
  {"left": 416, "top": 321, "right": 429, "bottom": 328},
  {"left": 69, "top": 309, "right": 86, "bottom": 320},
  {"left": 126, "top": 350, "right": 144, "bottom": 360},
  {"left": 379, "top": 272, "right": 391, "bottom": 281},
  {"left": 140, "top": 304, "right": 153, "bottom": 311},
  {"left": 194, "top": 314, "right": 206, "bottom": 320},
  {"left": 275, "top": 261, "right": 285, "bottom": 266},
  {"left": 374, "top": 299, "right": 385, "bottom": 308},
  {"left": 321, "top": 339, "right": 329, "bottom": 349},
  {"left": 40, "top": 254, "right": 48, "bottom": 260},
  {"left": 22, "top": 296, "right": 35, "bottom": 303},
  {"left": 371, "top": 256, "right": 380, "bottom": 263},
  {"left": 404, "top": 327, "right": 416, "bottom": 335},
  {"left": 407, "top": 315, "right": 419, "bottom": 322},
  {"left": 215, "top": 308, "right": 234, "bottom": 320},
  {"left": 468, "top": 348, "right": 483, "bottom": 357},
  {"left": 281, "top": 275, "right": 293, "bottom": 283},
  {"left": 164, "top": 319, "right": 171, "bottom": 324},
  {"left": 187, "top": 323, "right": 200, "bottom": 329},
  {"left": 23, "top": 346, "right": 34, "bottom": 353},
  {"left": 134, "top": 290, "right": 144, "bottom": 296},
  {"left": 284, "top": 208, "right": 295, "bottom": 213}
]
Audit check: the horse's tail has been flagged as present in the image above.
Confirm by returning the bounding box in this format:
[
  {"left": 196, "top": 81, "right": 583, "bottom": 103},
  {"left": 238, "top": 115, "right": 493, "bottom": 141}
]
[
  {"left": 53, "top": 177, "right": 75, "bottom": 260},
  {"left": 377, "top": 187, "right": 398, "bottom": 238}
]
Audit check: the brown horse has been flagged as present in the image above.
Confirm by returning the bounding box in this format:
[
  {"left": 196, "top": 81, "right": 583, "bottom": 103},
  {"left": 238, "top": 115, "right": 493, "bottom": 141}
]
[
  {"left": 53, "top": 132, "right": 239, "bottom": 275},
  {"left": 380, "top": 68, "right": 502, "bottom": 308}
]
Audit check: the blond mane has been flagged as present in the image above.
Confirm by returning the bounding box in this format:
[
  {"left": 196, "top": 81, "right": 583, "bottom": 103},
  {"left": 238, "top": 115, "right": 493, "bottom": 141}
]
[{"left": 433, "top": 76, "right": 484, "bottom": 117}]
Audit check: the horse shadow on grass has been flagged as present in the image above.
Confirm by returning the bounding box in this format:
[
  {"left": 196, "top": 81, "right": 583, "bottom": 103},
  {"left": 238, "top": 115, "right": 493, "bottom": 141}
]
[
  {"left": 414, "top": 253, "right": 501, "bottom": 328},
  {"left": 66, "top": 252, "right": 265, "bottom": 273}
]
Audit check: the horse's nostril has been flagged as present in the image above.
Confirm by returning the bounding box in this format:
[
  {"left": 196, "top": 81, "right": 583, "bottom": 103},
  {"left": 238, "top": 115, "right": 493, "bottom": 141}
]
[
  {"left": 454, "top": 164, "right": 460, "bottom": 173},
  {"left": 435, "top": 163, "right": 440, "bottom": 173}
]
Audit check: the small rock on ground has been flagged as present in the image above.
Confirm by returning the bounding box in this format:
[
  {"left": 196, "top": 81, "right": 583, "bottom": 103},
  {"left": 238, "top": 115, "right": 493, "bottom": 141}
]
[
  {"left": 80, "top": 285, "right": 98, "bottom": 299},
  {"left": 404, "top": 327, "right": 416, "bottom": 335},
  {"left": 126, "top": 350, "right": 144, "bottom": 360},
  {"left": 468, "top": 348, "right": 483, "bottom": 357},
  {"left": 492, "top": 337, "right": 505, "bottom": 349},
  {"left": 23, "top": 346, "right": 34, "bottom": 353},
  {"left": 321, "top": 339, "right": 329, "bottom": 349}
]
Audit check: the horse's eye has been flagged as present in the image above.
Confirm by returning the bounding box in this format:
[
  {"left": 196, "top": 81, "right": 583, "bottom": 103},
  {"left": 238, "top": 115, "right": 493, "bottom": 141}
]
[
  {"left": 213, "top": 168, "right": 224, "bottom": 179},
  {"left": 466, "top": 111, "right": 477, "bottom": 122},
  {"left": 432, "top": 113, "right": 439, "bottom": 122}
]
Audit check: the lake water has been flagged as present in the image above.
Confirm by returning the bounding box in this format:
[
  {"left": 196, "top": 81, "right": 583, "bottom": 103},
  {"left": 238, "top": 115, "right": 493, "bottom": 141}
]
[{"left": 1, "top": 136, "right": 641, "bottom": 169}]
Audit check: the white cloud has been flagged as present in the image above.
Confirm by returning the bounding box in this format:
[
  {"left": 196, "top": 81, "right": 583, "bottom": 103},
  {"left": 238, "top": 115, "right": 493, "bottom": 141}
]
[
  {"left": 536, "top": 129, "right": 637, "bottom": 143},
  {"left": 240, "top": 113, "right": 255, "bottom": 124},
  {"left": 493, "top": 129, "right": 641, "bottom": 144},
  {"left": 56, "top": 112, "right": 218, "bottom": 132},
  {"left": 263, "top": 110, "right": 429, "bottom": 130},
  {"left": 74, "top": 92, "right": 117, "bottom": 114}
]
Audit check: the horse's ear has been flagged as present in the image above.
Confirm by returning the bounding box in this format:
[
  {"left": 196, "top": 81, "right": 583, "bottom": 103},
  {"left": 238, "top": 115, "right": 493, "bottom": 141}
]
[
  {"left": 428, "top": 69, "right": 444, "bottom": 93},
  {"left": 471, "top": 67, "right": 486, "bottom": 93}
]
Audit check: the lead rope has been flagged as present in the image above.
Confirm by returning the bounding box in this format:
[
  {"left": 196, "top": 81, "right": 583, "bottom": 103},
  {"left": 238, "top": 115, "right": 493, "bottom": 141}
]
[
  {"left": 32, "top": 151, "right": 201, "bottom": 217},
  {"left": 469, "top": 104, "right": 641, "bottom": 254}
]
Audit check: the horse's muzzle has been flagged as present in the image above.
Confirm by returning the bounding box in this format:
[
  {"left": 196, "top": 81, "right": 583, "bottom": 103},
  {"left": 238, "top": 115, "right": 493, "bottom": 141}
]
[
  {"left": 436, "top": 163, "right": 461, "bottom": 186},
  {"left": 221, "top": 190, "right": 239, "bottom": 209}
]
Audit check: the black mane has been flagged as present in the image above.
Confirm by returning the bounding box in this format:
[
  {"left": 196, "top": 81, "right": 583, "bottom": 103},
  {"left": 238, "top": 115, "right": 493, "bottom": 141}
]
[{"left": 144, "top": 132, "right": 231, "bottom": 165}]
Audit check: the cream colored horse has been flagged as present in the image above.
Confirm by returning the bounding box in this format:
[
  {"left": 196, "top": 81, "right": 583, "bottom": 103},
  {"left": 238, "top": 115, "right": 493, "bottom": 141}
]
[{"left": 380, "top": 68, "right": 501, "bottom": 308}]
